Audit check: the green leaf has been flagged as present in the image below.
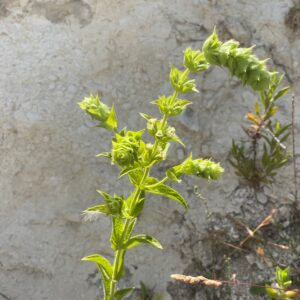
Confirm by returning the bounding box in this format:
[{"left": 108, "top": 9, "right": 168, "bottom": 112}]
[
  {"left": 124, "top": 190, "right": 145, "bottom": 218},
  {"left": 81, "top": 254, "right": 113, "bottom": 299},
  {"left": 124, "top": 234, "right": 163, "bottom": 249},
  {"left": 114, "top": 288, "right": 134, "bottom": 300},
  {"left": 142, "top": 177, "right": 188, "bottom": 209},
  {"left": 259, "top": 91, "right": 266, "bottom": 108},
  {"left": 104, "top": 104, "right": 118, "bottom": 130},
  {"left": 276, "top": 267, "right": 292, "bottom": 289},
  {"left": 97, "top": 190, "right": 111, "bottom": 201},
  {"left": 139, "top": 113, "right": 153, "bottom": 121},
  {"left": 128, "top": 169, "right": 144, "bottom": 186},
  {"left": 274, "top": 86, "right": 290, "bottom": 101},
  {"left": 125, "top": 219, "right": 137, "bottom": 240},
  {"left": 151, "top": 96, "right": 192, "bottom": 116},
  {"left": 255, "top": 102, "right": 260, "bottom": 115},
  {"left": 95, "top": 190, "right": 123, "bottom": 217},
  {"left": 184, "top": 48, "right": 209, "bottom": 73},
  {"left": 81, "top": 254, "right": 113, "bottom": 277},
  {"left": 166, "top": 168, "right": 181, "bottom": 183},
  {"left": 275, "top": 121, "right": 281, "bottom": 134},
  {"left": 280, "top": 133, "right": 290, "bottom": 143},
  {"left": 83, "top": 204, "right": 109, "bottom": 215},
  {"left": 169, "top": 66, "right": 198, "bottom": 93},
  {"left": 111, "top": 217, "right": 125, "bottom": 250},
  {"left": 265, "top": 285, "right": 278, "bottom": 298},
  {"left": 118, "top": 166, "right": 139, "bottom": 178},
  {"left": 265, "top": 106, "right": 279, "bottom": 119}
]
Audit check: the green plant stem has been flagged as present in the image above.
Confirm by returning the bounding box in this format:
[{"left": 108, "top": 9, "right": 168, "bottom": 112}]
[
  {"left": 110, "top": 94, "right": 180, "bottom": 297},
  {"left": 110, "top": 218, "right": 133, "bottom": 299},
  {"left": 110, "top": 87, "right": 183, "bottom": 298}
]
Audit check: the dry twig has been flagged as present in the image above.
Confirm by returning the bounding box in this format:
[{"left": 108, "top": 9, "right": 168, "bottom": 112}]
[{"left": 170, "top": 274, "right": 222, "bottom": 287}]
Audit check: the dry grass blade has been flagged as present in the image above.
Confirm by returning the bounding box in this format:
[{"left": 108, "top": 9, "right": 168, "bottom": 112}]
[
  {"left": 268, "top": 242, "right": 290, "bottom": 250},
  {"left": 239, "top": 209, "right": 276, "bottom": 247}
]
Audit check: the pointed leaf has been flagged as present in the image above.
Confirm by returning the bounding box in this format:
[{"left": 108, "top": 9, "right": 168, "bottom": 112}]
[
  {"left": 274, "top": 86, "right": 290, "bottom": 101},
  {"left": 124, "top": 234, "right": 163, "bottom": 250},
  {"left": 265, "top": 106, "right": 279, "bottom": 119},
  {"left": 128, "top": 169, "right": 144, "bottom": 186},
  {"left": 118, "top": 166, "right": 139, "bottom": 178},
  {"left": 114, "top": 288, "right": 134, "bottom": 300},
  {"left": 96, "top": 190, "right": 111, "bottom": 202},
  {"left": 124, "top": 219, "right": 136, "bottom": 241},
  {"left": 83, "top": 204, "right": 109, "bottom": 215},
  {"left": 246, "top": 113, "right": 261, "bottom": 125},
  {"left": 265, "top": 285, "right": 278, "bottom": 298},
  {"left": 124, "top": 190, "right": 145, "bottom": 218},
  {"left": 105, "top": 104, "right": 118, "bottom": 130},
  {"left": 259, "top": 91, "right": 266, "bottom": 108},
  {"left": 143, "top": 177, "right": 188, "bottom": 209},
  {"left": 81, "top": 254, "right": 113, "bottom": 278},
  {"left": 82, "top": 254, "right": 113, "bottom": 299},
  {"left": 255, "top": 102, "right": 260, "bottom": 115},
  {"left": 139, "top": 113, "right": 153, "bottom": 121},
  {"left": 166, "top": 168, "right": 181, "bottom": 183}
]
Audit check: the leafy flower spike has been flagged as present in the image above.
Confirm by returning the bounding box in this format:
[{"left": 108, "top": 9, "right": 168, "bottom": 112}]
[
  {"left": 202, "top": 30, "right": 275, "bottom": 91},
  {"left": 167, "top": 153, "right": 224, "bottom": 182}
]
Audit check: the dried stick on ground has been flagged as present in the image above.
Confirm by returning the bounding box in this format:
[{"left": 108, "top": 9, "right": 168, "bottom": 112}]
[{"left": 170, "top": 274, "right": 222, "bottom": 287}]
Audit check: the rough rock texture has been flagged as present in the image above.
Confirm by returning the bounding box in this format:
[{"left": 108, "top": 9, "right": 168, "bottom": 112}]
[{"left": 0, "top": 1, "right": 299, "bottom": 299}]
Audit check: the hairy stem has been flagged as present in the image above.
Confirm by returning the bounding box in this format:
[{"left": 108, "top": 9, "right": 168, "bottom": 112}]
[
  {"left": 110, "top": 175, "right": 150, "bottom": 298},
  {"left": 110, "top": 218, "right": 133, "bottom": 299},
  {"left": 109, "top": 101, "right": 176, "bottom": 297}
]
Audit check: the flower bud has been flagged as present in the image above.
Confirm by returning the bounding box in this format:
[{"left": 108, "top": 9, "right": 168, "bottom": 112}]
[
  {"left": 147, "top": 118, "right": 158, "bottom": 136},
  {"left": 202, "top": 30, "right": 222, "bottom": 65},
  {"left": 146, "top": 143, "right": 154, "bottom": 151},
  {"left": 112, "top": 130, "right": 144, "bottom": 168},
  {"left": 151, "top": 96, "right": 192, "bottom": 117},
  {"left": 184, "top": 48, "right": 209, "bottom": 73},
  {"left": 105, "top": 194, "right": 123, "bottom": 216},
  {"left": 193, "top": 159, "right": 224, "bottom": 180},
  {"left": 282, "top": 289, "right": 299, "bottom": 298},
  {"left": 166, "top": 126, "right": 176, "bottom": 139},
  {"left": 79, "top": 94, "right": 117, "bottom": 130},
  {"left": 167, "top": 153, "right": 224, "bottom": 181},
  {"left": 169, "top": 66, "right": 198, "bottom": 93}
]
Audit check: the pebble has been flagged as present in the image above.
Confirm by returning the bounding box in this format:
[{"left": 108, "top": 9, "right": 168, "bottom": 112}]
[
  {"left": 245, "top": 254, "right": 255, "bottom": 265},
  {"left": 256, "top": 192, "right": 268, "bottom": 204}
]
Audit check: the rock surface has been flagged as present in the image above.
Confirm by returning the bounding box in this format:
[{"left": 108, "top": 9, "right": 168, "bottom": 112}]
[{"left": 0, "top": 0, "right": 299, "bottom": 299}]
